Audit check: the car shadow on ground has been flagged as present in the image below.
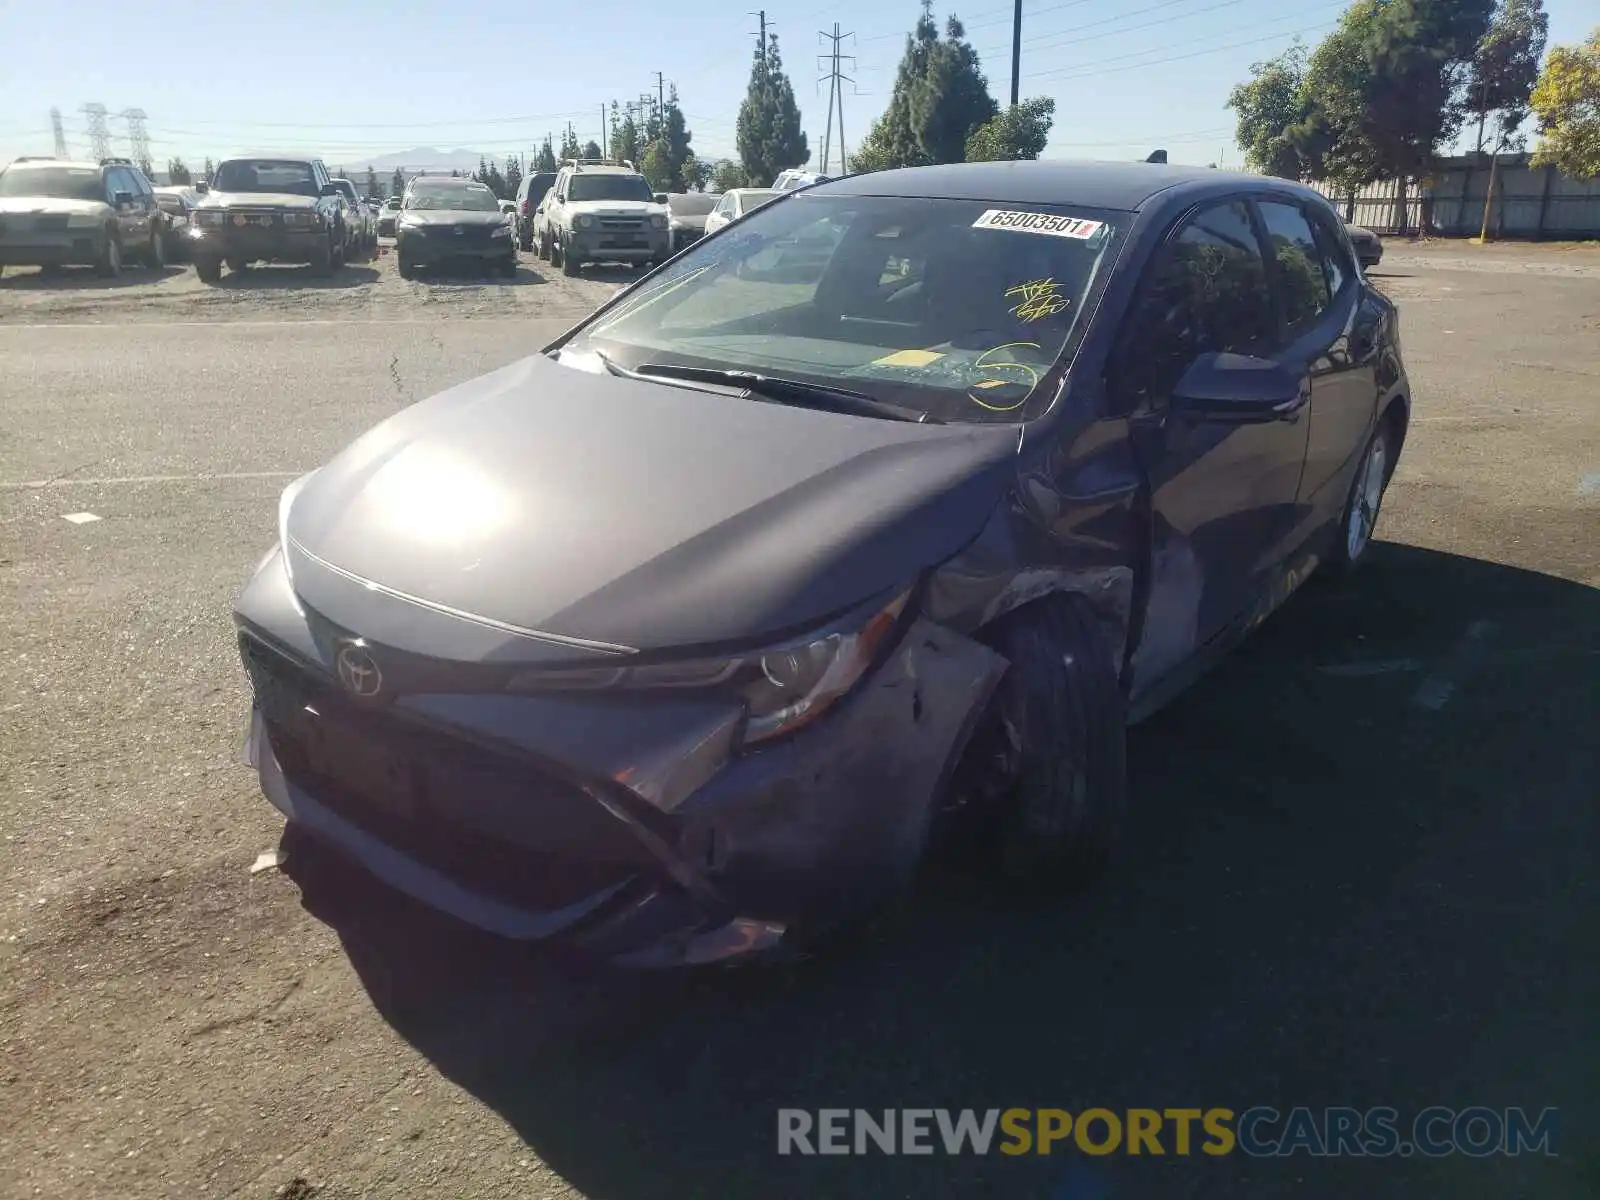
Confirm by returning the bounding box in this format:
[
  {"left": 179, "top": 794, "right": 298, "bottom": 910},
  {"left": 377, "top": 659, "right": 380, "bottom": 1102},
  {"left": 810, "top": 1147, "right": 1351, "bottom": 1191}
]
[
  {"left": 403, "top": 265, "right": 549, "bottom": 287},
  {"left": 209, "top": 264, "right": 382, "bottom": 290},
  {"left": 287, "top": 542, "right": 1599, "bottom": 1200},
  {"left": 0, "top": 264, "right": 186, "bottom": 289}
]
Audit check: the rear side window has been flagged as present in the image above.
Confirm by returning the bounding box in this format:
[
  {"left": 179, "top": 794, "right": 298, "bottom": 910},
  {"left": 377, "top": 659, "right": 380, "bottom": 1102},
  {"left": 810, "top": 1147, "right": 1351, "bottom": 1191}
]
[
  {"left": 1307, "top": 210, "right": 1353, "bottom": 299},
  {"left": 1257, "top": 200, "right": 1332, "bottom": 331},
  {"left": 1116, "top": 200, "right": 1274, "bottom": 402}
]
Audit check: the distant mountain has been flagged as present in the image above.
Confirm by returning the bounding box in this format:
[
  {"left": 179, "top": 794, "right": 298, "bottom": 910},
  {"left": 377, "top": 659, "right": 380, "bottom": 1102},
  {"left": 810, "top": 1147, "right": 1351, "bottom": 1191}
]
[{"left": 352, "top": 148, "right": 497, "bottom": 174}]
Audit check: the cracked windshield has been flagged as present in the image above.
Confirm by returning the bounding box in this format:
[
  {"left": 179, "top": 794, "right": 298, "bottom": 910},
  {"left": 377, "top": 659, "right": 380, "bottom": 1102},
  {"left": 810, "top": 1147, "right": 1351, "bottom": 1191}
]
[{"left": 3, "top": 0, "right": 1596, "bottom": 1198}]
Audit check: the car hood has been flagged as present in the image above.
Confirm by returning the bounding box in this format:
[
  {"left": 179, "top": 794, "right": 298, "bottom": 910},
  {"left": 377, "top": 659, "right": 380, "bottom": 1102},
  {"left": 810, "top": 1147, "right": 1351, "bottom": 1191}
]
[
  {"left": 670, "top": 214, "right": 708, "bottom": 232},
  {"left": 565, "top": 199, "right": 668, "bottom": 219},
  {"left": 398, "top": 209, "right": 509, "bottom": 227},
  {"left": 284, "top": 353, "right": 1018, "bottom": 661},
  {"left": 198, "top": 191, "right": 318, "bottom": 210},
  {"left": 0, "top": 196, "right": 109, "bottom": 217}
]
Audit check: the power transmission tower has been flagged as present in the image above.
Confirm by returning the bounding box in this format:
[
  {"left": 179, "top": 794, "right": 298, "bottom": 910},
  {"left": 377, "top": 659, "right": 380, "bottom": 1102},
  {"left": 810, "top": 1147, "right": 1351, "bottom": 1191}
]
[
  {"left": 80, "top": 103, "right": 112, "bottom": 162},
  {"left": 119, "top": 108, "right": 151, "bottom": 170},
  {"left": 49, "top": 108, "right": 68, "bottom": 158},
  {"left": 817, "top": 24, "right": 855, "bottom": 176}
]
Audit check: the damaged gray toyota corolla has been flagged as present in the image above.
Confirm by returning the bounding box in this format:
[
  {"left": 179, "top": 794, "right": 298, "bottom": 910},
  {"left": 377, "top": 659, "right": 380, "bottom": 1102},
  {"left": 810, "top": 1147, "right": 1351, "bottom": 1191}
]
[{"left": 236, "top": 161, "right": 1410, "bottom": 967}]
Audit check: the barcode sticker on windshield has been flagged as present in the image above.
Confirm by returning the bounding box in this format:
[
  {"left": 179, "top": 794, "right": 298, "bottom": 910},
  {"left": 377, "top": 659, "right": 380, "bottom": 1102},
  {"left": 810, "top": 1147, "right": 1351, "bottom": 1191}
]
[{"left": 972, "top": 210, "right": 1105, "bottom": 240}]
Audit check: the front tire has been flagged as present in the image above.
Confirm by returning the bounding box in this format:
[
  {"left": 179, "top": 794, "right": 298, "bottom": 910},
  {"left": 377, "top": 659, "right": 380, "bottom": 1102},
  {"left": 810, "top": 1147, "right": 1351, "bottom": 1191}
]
[
  {"left": 1326, "top": 418, "right": 1393, "bottom": 576},
  {"left": 959, "top": 594, "right": 1126, "bottom": 886},
  {"left": 194, "top": 256, "right": 222, "bottom": 284},
  {"left": 397, "top": 255, "right": 416, "bottom": 280},
  {"left": 94, "top": 234, "right": 122, "bottom": 278},
  {"left": 560, "top": 241, "right": 580, "bottom": 276},
  {"left": 144, "top": 228, "right": 166, "bottom": 270}
]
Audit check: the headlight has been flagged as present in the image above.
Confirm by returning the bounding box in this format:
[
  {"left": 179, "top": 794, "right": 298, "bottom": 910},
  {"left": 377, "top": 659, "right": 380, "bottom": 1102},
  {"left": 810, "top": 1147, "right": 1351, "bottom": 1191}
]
[
  {"left": 196, "top": 210, "right": 225, "bottom": 226},
  {"left": 650, "top": 214, "right": 668, "bottom": 230},
  {"left": 66, "top": 214, "right": 101, "bottom": 229},
  {"left": 574, "top": 214, "right": 595, "bottom": 230},
  {"left": 505, "top": 588, "right": 911, "bottom": 745},
  {"left": 491, "top": 224, "right": 512, "bottom": 238},
  {"left": 276, "top": 471, "right": 317, "bottom": 586}
]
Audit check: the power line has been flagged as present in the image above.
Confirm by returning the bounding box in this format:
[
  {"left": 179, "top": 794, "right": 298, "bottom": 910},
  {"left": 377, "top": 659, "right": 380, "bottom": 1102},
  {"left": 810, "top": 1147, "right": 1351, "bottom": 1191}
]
[{"left": 1024, "top": 20, "right": 1338, "bottom": 82}]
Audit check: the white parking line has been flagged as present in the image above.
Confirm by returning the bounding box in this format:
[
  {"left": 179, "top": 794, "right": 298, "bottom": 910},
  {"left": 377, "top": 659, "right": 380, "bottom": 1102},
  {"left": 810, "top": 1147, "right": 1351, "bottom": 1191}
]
[
  {"left": 3, "top": 470, "right": 303, "bottom": 490},
  {"left": 1411, "top": 620, "right": 1497, "bottom": 711}
]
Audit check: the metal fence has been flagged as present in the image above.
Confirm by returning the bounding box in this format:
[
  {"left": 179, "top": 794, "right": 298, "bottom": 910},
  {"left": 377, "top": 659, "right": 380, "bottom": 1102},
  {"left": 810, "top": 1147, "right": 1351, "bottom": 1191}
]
[{"left": 1311, "top": 154, "right": 1600, "bottom": 239}]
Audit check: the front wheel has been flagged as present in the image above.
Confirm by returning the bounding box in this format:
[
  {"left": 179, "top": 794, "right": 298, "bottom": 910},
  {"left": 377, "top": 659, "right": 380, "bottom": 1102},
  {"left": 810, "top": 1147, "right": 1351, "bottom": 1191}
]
[
  {"left": 1326, "top": 419, "right": 1393, "bottom": 576},
  {"left": 194, "top": 256, "right": 222, "bottom": 285},
  {"left": 560, "top": 241, "right": 580, "bottom": 276},
  {"left": 94, "top": 234, "right": 122, "bottom": 278},
  {"left": 955, "top": 594, "right": 1126, "bottom": 886},
  {"left": 397, "top": 256, "right": 416, "bottom": 280},
  {"left": 145, "top": 228, "right": 166, "bottom": 270}
]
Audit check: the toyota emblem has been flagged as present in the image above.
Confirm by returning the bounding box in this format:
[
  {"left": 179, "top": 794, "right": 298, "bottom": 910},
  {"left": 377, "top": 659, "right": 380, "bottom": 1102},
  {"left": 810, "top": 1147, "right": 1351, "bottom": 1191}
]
[{"left": 336, "top": 644, "right": 383, "bottom": 697}]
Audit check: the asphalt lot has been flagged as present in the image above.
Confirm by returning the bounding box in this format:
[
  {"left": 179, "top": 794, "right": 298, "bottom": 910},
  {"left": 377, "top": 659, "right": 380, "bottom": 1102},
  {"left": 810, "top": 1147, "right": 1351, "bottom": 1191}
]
[{"left": 1, "top": 241, "right": 1597, "bottom": 1200}]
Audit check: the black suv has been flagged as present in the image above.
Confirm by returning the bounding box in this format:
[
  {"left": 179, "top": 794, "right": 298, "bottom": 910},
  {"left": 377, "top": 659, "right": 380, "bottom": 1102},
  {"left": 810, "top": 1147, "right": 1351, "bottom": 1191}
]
[
  {"left": 513, "top": 171, "right": 556, "bottom": 251},
  {"left": 189, "top": 156, "right": 349, "bottom": 283},
  {"left": 0, "top": 156, "right": 169, "bottom": 277}
]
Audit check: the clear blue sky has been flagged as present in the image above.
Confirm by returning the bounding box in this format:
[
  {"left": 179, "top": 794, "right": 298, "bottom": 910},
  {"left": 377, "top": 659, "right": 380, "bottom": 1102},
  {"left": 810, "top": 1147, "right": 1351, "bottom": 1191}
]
[{"left": 2, "top": 0, "right": 1597, "bottom": 173}]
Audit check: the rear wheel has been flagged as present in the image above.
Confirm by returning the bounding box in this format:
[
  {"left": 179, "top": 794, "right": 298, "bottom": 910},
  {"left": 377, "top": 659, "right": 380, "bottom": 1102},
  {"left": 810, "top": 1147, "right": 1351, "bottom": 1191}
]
[
  {"left": 1326, "top": 417, "right": 1394, "bottom": 576},
  {"left": 397, "top": 255, "right": 416, "bottom": 280}
]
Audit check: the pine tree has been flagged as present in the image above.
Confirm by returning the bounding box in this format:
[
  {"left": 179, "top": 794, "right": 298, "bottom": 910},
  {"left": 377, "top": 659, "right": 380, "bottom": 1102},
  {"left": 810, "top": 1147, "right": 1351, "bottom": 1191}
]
[
  {"left": 392, "top": 167, "right": 406, "bottom": 196},
  {"left": 659, "top": 86, "right": 695, "bottom": 189},
  {"left": 505, "top": 155, "right": 523, "bottom": 199},
  {"left": 364, "top": 165, "right": 381, "bottom": 198},
  {"left": 535, "top": 137, "right": 558, "bottom": 172},
  {"left": 852, "top": 1, "right": 997, "bottom": 171},
  {"left": 612, "top": 114, "right": 641, "bottom": 166},
  {"left": 737, "top": 32, "right": 810, "bottom": 185},
  {"left": 166, "top": 157, "right": 192, "bottom": 185}
]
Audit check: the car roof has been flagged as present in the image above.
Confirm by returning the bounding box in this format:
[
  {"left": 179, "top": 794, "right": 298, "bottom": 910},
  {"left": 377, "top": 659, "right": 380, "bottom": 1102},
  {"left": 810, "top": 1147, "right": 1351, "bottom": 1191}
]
[
  {"left": 219, "top": 155, "right": 318, "bottom": 163},
  {"left": 816, "top": 159, "right": 1312, "bottom": 211}
]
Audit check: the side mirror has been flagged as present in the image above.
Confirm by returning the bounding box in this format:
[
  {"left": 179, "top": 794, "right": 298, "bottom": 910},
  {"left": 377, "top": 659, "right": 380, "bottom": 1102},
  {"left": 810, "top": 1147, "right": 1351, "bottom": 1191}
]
[
  {"left": 1171, "top": 352, "right": 1304, "bottom": 422},
  {"left": 653, "top": 193, "right": 669, "bottom": 205},
  {"left": 113, "top": 191, "right": 134, "bottom": 207},
  {"left": 194, "top": 180, "right": 209, "bottom": 195}
]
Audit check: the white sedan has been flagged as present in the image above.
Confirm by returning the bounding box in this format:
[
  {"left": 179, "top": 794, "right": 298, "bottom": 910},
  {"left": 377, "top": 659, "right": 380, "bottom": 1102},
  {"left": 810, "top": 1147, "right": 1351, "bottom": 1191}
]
[{"left": 702, "top": 188, "right": 779, "bottom": 237}]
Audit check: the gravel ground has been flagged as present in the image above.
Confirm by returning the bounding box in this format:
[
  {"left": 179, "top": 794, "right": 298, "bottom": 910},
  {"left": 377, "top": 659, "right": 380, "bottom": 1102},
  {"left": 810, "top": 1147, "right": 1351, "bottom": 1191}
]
[{"left": 1, "top": 239, "right": 1596, "bottom": 1200}]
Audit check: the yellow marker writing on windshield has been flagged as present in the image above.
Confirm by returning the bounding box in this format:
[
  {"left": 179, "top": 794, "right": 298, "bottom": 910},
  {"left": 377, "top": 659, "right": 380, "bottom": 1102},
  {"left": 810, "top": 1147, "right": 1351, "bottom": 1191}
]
[{"left": 1005, "top": 279, "right": 1071, "bottom": 322}]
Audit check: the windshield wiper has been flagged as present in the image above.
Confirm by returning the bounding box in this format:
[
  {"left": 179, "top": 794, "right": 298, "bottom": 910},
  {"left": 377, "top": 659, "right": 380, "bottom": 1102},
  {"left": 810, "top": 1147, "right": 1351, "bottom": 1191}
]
[{"left": 596, "top": 357, "right": 940, "bottom": 424}]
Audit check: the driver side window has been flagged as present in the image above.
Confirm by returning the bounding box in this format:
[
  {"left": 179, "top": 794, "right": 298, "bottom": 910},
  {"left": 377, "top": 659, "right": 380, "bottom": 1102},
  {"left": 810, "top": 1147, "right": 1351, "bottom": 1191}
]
[{"left": 1114, "top": 200, "right": 1274, "bottom": 406}]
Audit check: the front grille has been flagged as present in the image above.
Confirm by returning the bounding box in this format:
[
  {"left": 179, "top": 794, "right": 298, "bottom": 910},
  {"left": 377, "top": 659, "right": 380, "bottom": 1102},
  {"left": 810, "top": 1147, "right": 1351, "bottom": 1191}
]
[
  {"left": 35, "top": 214, "right": 70, "bottom": 232},
  {"left": 242, "top": 638, "right": 650, "bottom": 912},
  {"left": 598, "top": 216, "right": 646, "bottom": 231},
  {"left": 436, "top": 223, "right": 499, "bottom": 245}
]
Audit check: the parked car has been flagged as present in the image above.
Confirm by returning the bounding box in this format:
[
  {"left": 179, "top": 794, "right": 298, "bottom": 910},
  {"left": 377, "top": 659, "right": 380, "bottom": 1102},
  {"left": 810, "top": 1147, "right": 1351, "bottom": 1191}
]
[
  {"left": 514, "top": 170, "right": 557, "bottom": 251},
  {"left": 537, "top": 161, "right": 670, "bottom": 275},
  {"left": 0, "top": 156, "right": 168, "bottom": 277},
  {"left": 152, "top": 186, "right": 199, "bottom": 262},
  {"left": 238, "top": 161, "right": 1408, "bottom": 968},
  {"left": 394, "top": 176, "right": 516, "bottom": 279},
  {"left": 498, "top": 200, "right": 517, "bottom": 217},
  {"left": 378, "top": 196, "right": 402, "bottom": 238},
  {"left": 1345, "top": 220, "right": 1383, "bottom": 269},
  {"left": 772, "top": 168, "right": 830, "bottom": 192},
  {"left": 329, "top": 178, "right": 377, "bottom": 259},
  {"left": 189, "top": 156, "right": 349, "bottom": 283},
  {"left": 664, "top": 191, "right": 719, "bottom": 253},
  {"left": 701, "top": 187, "right": 777, "bottom": 237}
]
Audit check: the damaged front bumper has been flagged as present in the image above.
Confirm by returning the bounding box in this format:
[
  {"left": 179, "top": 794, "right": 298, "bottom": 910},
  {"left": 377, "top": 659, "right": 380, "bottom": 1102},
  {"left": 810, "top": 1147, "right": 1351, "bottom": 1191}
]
[{"left": 237, "top": 550, "right": 1005, "bottom": 968}]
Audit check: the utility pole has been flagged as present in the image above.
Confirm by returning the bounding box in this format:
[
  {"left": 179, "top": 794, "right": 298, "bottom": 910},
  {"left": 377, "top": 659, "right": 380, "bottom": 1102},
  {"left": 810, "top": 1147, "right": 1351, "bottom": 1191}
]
[
  {"left": 655, "top": 71, "right": 666, "bottom": 114},
  {"left": 80, "top": 102, "right": 111, "bottom": 162},
  {"left": 752, "top": 9, "right": 768, "bottom": 56},
  {"left": 817, "top": 24, "right": 855, "bottom": 176},
  {"left": 49, "top": 108, "right": 68, "bottom": 158},
  {"left": 1010, "top": 0, "right": 1022, "bottom": 107}
]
